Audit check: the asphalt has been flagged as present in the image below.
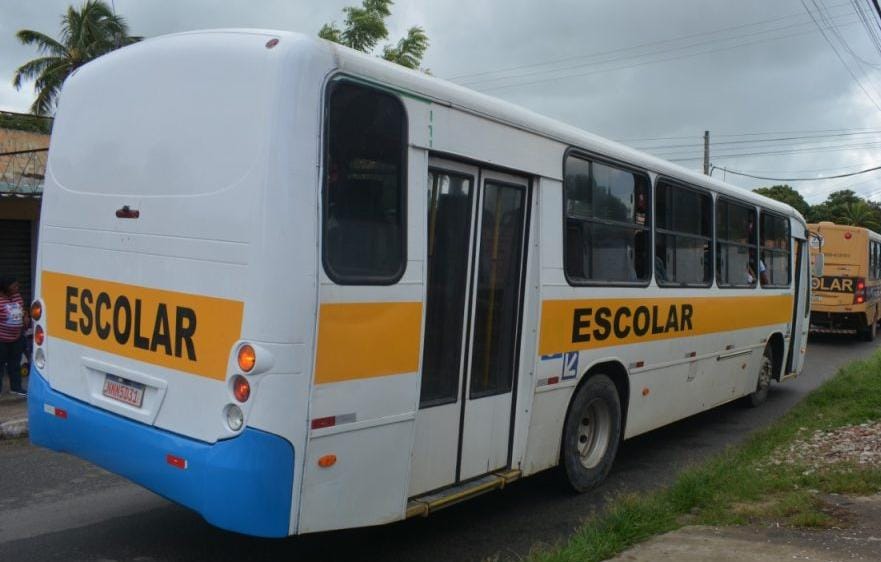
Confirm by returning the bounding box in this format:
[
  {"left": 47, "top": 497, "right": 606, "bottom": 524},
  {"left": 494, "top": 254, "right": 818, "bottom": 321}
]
[
  {"left": 0, "top": 334, "right": 877, "bottom": 562},
  {"left": 0, "top": 375, "right": 28, "bottom": 440}
]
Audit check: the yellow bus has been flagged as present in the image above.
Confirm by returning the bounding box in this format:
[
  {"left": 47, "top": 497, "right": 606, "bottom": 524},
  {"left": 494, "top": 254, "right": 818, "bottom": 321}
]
[{"left": 809, "top": 222, "right": 881, "bottom": 340}]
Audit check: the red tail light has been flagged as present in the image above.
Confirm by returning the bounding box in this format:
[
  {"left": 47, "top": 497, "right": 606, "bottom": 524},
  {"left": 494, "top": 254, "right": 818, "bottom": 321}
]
[
  {"left": 232, "top": 375, "right": 250, "bottom": 402},
  {"left": 854, "top": 278, "right": 867, "bottom": 304}
]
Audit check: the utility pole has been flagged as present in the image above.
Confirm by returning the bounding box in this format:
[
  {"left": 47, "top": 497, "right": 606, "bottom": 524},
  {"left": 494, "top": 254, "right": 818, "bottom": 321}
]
[{"left": 703, "top": 130, "right": 710, "bottom": 175}]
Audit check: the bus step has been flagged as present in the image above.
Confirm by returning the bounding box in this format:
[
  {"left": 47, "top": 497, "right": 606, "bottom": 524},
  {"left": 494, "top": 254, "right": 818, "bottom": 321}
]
[
  {"left": 780, "top": 371, "right": 799, "bottom": 382},
  {"left": 406, "top": 469, "right": 522, "bottom": 518}
]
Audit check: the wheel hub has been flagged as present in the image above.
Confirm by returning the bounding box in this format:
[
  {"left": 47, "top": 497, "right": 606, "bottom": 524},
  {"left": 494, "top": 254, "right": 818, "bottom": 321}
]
[{"left": 577, "top": 398, "right": 611, "bottom": 469}]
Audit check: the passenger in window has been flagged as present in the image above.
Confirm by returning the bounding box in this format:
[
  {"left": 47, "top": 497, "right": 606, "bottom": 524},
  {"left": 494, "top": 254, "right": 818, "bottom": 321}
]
[{"left": 655, "top": 256, "right": 668, "bottom": 283}]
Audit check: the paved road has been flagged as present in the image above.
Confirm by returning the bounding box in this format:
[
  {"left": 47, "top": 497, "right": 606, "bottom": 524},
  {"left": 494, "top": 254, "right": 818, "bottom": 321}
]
[{"left": 1, "top": 335, "right": 877, "bottom": 562}]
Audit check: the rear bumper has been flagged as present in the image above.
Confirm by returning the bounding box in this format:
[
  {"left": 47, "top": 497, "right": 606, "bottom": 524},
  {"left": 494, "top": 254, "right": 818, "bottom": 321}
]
[
  {"left": 810, "top": 311, "right": 866, "bottom": 331},
  {"left": 27, "top": 368, "right": 295, "bottom": 537}
]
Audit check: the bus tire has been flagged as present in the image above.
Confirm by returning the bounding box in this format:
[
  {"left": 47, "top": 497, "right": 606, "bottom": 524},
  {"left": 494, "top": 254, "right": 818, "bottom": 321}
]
[
  {"left": 862, "top": 318, "right": 877, "bottom": 342},
  {"left": 560, "top": 374, "right": 621, "bottom": 493},
  {"left": 746, "top": 346, "right": 773, "bottom": 408}
]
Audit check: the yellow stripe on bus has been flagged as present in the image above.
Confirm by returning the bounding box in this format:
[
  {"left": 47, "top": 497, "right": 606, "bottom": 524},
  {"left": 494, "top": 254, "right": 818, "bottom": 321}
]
[
  {"left": 539, "top": 295, "right": 793, "bottom": 356},
  {"left": 42, "top": 271, "right": 243, "bottom": 381},
  {"left": 314, "top": 302, "right": 423, "bottom": 384}
]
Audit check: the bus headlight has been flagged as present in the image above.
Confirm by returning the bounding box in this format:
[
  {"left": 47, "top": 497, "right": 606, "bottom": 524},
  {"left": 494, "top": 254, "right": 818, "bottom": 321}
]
[{"left": 225, "top": 404, "right": 244, "bottom": 431}]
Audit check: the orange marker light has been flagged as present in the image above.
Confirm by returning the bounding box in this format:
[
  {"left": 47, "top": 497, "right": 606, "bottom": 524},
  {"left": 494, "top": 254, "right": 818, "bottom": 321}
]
[
  {"left": 34, "top": 325, "right": 45, "bottom": 346},
  {"left": 237, "top": 344, "right": 256, "bottom": 373},
  {"left": 232, "top": 375, "right": 251, "bottom": 402},
  {"left": 31, "top": 301, "right": 42, "bottom": 321},
  {"left": 642, "top": 387, "right": 650, "bottom": 396},
  {"left": 318, "top": 454, "right": 337, "bottom": 468}
]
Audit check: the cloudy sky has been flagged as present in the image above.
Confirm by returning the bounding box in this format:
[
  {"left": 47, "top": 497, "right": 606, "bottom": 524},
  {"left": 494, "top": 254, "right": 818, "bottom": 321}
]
[{"left": 3, "top": 0, "right": 881, "bottom": 204}]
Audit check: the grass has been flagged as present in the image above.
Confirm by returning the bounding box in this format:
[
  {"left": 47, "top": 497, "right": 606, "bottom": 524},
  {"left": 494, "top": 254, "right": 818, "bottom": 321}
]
[{"left": 529, "top": 350, "right": 881, "bottom": 562}]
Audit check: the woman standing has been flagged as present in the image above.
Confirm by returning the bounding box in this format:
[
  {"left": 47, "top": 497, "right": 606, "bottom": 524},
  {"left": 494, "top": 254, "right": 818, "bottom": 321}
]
[{"left": 0, "top": 275, "right": 26, "bottom": 396}]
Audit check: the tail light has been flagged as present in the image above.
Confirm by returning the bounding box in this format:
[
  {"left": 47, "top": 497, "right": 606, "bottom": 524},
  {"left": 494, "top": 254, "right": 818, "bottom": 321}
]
[
  {"left": 34, "top": 325, "right": 45, "bottom": 346},
  {"left": 31, "top": 300, "right": 42, "bottom": 321},
  {"left": 854, "top": 278, "right": 866, "bottom": 304},
  {"left": 237, "top": 344, "right": 256, "bottom": 373},
  {"left": 232, "top": 375, "right": 251, "bottom": 402}
]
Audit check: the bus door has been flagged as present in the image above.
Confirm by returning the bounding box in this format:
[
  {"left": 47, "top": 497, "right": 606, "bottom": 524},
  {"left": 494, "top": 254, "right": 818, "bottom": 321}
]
[
  {"left": 409, "top": 158, "right": 529, "bottom": 496},
  {"left": 786, "top": 237, "right": 809, "bottom": 374}
]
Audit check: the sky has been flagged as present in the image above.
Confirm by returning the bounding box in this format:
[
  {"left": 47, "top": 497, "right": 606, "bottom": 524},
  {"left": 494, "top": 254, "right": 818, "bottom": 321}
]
[{"left": 4, "top": 0, "right": 881, "bottom": 204}]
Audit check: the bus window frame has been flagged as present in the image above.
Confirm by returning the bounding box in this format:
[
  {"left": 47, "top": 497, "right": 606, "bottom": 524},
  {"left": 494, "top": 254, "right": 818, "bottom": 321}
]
[
  {"left": 653, "top": 176, "right": 714, "bottom": 288},
  {"left": 561, "top": 148, "right": 652, "bottom": 288},
  {"left": 759, "top": 209, "right": 792, "bottom": 289},
  {"left": 321, "top": 76, "right": 410, "bottom": 286},
  {"left": 715, "top": 195, "right": 759, "bottom": 289}
]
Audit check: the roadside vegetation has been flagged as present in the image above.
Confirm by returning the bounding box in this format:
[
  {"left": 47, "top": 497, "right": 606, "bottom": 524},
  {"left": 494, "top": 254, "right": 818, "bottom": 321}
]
[{"left": 530, "top": 350, "right": 881, "bottom": 562}]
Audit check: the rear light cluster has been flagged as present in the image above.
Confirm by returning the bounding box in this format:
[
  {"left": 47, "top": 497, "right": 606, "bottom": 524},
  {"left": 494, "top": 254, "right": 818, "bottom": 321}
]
[
  {"left": 31, "top": 300, "right": 46, "bottom": 369},
  {"left": 854, "top": 278, "right": 867, "bottom": 305},
  {"left": 225, "top": 344, "right": 258, "bottom": 432}
]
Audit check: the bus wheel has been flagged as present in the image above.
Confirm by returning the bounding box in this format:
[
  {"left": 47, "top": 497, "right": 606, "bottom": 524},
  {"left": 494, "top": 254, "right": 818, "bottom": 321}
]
[
  {"left": 561, "top": 374, "right": 621, "bottom": 493},
  {"left": 862, "top": 319, "right": 877, "bottom": 342},
  {"left": 747, "top": 346, "right": 773, "bottom": 408}
]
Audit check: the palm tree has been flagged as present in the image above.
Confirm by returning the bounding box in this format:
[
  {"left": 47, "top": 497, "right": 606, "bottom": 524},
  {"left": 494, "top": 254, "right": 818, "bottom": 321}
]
[
  {"left": 837, "top": 201, "right": 881, "bottom": 231},
  {"left": 319, "top": 0, "right": 430, "bottom": 71},
  {"left": 382, "top": 27, "right": 429, "bottom": 70},
  {"left": 13, "top": 0, "right": 139, "bottom": 116}
]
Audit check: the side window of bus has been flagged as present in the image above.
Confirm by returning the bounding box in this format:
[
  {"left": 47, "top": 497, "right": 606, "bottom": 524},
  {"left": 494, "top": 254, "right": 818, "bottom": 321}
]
[
  {"left": 872, "top": 241, "right": 880, "bottom": 280},
  {"left": 563, "top": 154, "right": 650, "bottom": 284},
  {"left": 655, "top": 180, "right": 712, "bottom": 286},
  {"left": 323, "top": 80, "right": 406, "bottom": 284},
  {"left": 874, "top": 242, "right": 881, "bottom": 279},
  {"left": 760, "top": 212, "right": 791, "bottom": 287},
  {"left": 716, "top": 199, "right": 757, "bottom": 288}
]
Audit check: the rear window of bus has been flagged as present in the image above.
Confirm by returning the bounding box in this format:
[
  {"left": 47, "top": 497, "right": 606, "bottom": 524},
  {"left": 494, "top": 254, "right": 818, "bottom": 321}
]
[{"left": 322, "top": 80, "right": 407, "bottom": 284}]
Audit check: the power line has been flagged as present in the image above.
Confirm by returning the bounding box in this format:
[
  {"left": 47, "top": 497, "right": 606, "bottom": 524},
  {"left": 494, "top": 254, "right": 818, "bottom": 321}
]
[
  {"left": 457, "top": 10, "right": 860, "bottom": 92},
  {"left": 659, "top": 138, "right": 881, "bottom": 159},
  {"left": 667, "top": 139, "right": 881, "bottom": 161},
  {"left": 614, "top": 126, "right": 881, "bottom": 143},
  {"left": 449, "top": 1, "right": 856, "bottom": 86},
  {"left": 800, "top": 0, "right": 881, "bottom": 113},
  {"left": 711, "top": 162, "right": 881, "bottom": 181},
  {"left": 471, "top": 16, "right": 862, "bottom": 93},
  {"left": 629, "top": 129, "right": 881, "bottom": 151}
]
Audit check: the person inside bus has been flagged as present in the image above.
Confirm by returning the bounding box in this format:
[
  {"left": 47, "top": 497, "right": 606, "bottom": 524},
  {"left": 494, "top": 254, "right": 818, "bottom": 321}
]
[
  {"left": 0, "top": 275, "right": 26, "bottom": 397},
  {"left": 746, "top": 259, "right": 769, "bottom": 285}
]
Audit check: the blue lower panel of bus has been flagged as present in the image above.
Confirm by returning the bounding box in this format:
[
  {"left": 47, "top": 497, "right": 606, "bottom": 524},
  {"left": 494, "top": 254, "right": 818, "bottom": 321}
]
[{"left": 27, "top": 368, "right": 295, "bottom": 538}]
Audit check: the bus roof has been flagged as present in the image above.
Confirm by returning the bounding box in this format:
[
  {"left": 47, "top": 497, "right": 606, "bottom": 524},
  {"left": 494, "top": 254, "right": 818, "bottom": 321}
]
[
  {"left": 809, "top": 222, "right": 881, "bottom": 242},
  {"left": 121, "top": 29, "right": 806, "bottom": 223}
]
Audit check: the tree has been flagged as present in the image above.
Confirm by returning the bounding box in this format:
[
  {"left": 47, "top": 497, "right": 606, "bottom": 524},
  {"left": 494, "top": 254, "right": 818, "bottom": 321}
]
[
  {"left": 808, "top": 189, "right": 881, "bottom": 233},
  {"left": 319, "top": 0, "right": 429, "bottom": 70},
  {"left": 13, "top": 0, "right": 139, "bottom": 116},
  {"left": 753, "top": 185, "right": 810, "bottom": 217},
  {"left": 809, "top": 190, "right": 863, "bottom": 223},
  {"left": 837, "top": 200, "right": 881, "bottom": 231}
]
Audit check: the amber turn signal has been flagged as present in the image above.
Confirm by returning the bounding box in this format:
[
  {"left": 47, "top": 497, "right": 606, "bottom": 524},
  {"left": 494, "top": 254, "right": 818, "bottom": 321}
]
[
  {"left": 237, "top": 344, "right": 256, "bottom": 373},
  {"left": 318, "top": 454, "right": 337, "bottom": 468},
  {"left": 31, "top": 300, "right": 42, "bottom": 321}
]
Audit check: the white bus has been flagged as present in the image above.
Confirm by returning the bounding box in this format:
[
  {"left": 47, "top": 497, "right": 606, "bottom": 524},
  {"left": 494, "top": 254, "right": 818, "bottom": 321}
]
[{"left": 29, "top": 30, "right": 810, "bottom": 537}]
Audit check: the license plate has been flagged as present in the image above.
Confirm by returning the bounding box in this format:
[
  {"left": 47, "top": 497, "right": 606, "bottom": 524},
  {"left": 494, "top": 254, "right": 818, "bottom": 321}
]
[{"left": 102, "top": 374, "right": 145, "bottom": 408}]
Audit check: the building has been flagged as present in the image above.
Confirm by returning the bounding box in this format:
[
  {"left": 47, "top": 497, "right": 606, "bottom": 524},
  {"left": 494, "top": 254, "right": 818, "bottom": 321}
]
[{"left": 0, "top": 111, "right": 51, "bottom": 304}]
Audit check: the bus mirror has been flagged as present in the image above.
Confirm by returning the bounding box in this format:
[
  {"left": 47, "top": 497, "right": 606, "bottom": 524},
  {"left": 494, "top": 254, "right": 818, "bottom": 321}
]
[{"left": 813, "top": 253, "right": 824, "bottom": 277}]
